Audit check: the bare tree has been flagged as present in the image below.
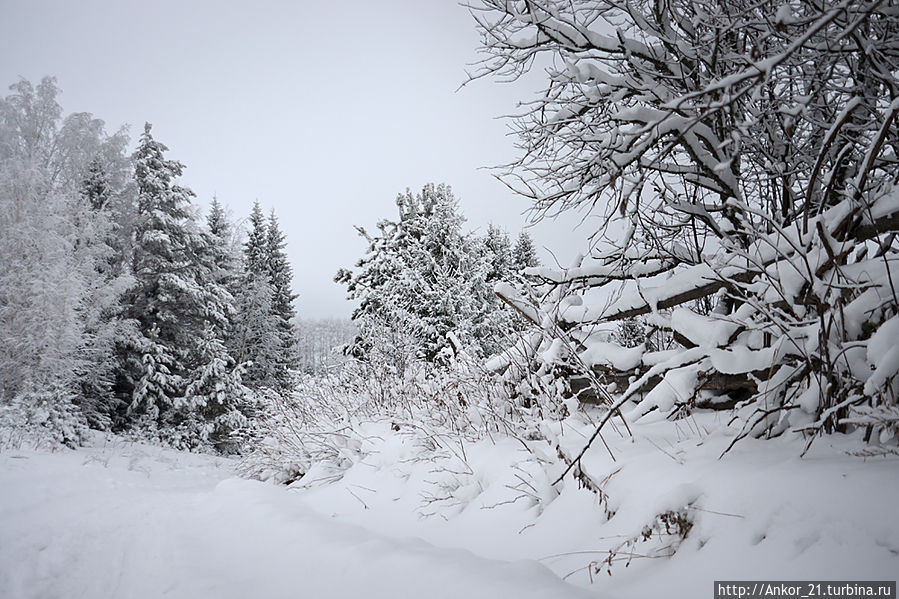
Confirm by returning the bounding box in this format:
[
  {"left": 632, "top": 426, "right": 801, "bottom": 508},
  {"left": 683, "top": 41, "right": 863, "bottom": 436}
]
[{"left": 473, "top": 0, "right": 899, "bottom": 452}]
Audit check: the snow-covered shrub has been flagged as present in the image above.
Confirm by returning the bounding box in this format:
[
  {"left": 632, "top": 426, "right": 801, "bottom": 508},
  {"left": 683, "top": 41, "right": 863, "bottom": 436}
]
[
  {"left": 0, "top": 389, "right": 90, "bottom": 450},
  {"left": 577, "top": 506, "right": 696, "bottom": 581},
  {"left": 240, "top": 342, "right": 537, "bottom": 484}
]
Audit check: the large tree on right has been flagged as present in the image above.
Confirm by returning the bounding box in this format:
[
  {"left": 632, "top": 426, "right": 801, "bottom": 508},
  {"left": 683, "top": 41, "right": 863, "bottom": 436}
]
[{"left": 474, "top": 1, "right": 899, "bottom": 450}]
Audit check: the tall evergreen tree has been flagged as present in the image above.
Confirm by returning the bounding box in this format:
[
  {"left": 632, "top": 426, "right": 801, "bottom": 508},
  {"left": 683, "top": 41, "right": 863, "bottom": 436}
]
[
  {"left": 193, "top": 197, "right": 254, "bottom": 449},
  {"left": 266, "top": 209, "right": 299, "bottom": 387},
  {"left": 207, "top": 195, "right": 228, "bottom": 239},
  {"left": 126, "top": 122, "right": 200, "bottom": 426},
  {"left": 244, "top": 201, "right": 268, "bottom": 275},
  {"left": 204, "top": 196, "right": 240, "bottom": 328},
  {"left": 232, "top": 200, "right": 281, "bottom": 390},
  {"left": 125, "top": 124, "right": 245, "bottom": 446},
  {"left": 81, "top": 157, "right": 111, "bottom": 211},
  {"left": 483, "top": 224, "right": 513, "bottom": 284},
  {"left": 232, "top": 277, "right": 280, "bottom": 389},
  {"left": 183, "top": 323, "right": 250, "bottom": 453},
  {"left": 73, "top": 157, "right": 135, "bottom": 426}
]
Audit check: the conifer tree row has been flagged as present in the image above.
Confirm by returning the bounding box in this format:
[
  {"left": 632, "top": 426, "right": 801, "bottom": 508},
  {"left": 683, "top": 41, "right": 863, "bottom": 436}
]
[
  {"left": 233, "top": 201, "right": 299, "bottom": 391},
  {"left": 123, "top": 123, "right": 250, "bottom": 449}
]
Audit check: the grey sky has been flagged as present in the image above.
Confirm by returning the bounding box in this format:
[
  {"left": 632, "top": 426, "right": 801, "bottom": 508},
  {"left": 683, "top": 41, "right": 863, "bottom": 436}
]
[{"left": 1, "top": 0, "right": 588, "bottom": 319}]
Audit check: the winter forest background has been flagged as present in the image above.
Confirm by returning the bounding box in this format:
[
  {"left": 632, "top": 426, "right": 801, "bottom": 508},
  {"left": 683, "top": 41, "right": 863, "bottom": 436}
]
[{"left": 1, "top": 1, "right": 898, "bottom": 597}]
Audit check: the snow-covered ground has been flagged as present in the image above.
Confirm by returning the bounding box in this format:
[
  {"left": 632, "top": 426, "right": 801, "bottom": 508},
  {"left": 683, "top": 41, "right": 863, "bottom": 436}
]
[
  {"left": 0, "top": 437, "right": 592, "bottom": 599},
  {"left": 2, "top": 415, "right": 897, "bottom": 599},
  {"left": 288, "top": 415, "right": 899, "bottom": 597}
]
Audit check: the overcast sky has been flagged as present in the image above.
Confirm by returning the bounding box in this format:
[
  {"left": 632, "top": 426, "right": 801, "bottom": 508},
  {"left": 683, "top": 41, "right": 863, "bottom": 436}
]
[{"left": 1, "top": 0, "right": 589, "bottom": 319}]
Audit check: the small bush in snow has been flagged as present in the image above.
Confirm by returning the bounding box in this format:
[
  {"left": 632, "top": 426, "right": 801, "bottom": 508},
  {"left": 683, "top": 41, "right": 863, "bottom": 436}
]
[{"left": 0, "top": 389, "right": 90, "bottom": 450}]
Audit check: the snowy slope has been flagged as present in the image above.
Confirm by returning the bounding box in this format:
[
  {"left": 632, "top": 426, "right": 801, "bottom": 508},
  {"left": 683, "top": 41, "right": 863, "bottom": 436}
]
[
  {"left": 287, "top": 415, "right": 899, "bottom": 597},
  {"left": 2, "top": 420, "right": 897, "bottom": 599},
  {"left": 0, "top": 439, "right": 593, "bottom": 599}
]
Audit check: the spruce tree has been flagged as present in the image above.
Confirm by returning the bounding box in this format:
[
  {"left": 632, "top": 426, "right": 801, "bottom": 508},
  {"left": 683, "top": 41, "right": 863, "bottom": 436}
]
[
  {"left": 207, "top": 195, "right": 228, "bottom": 239},
  {"left": 244, "top": 201, "right": 268, "bottom": 274},
  {"left": 131, "top": 325, "right": 181, "bottom": 426},
  {"left": 81, "top": 157, "right": 111, "bottom": 211},
  {"left": 337, "top": 183, "right": 512, "bottom": 361},
  {"left": 266, "top": 209, "right": 299, "bottom": 388},
  {"left": 204, "top": 196, "right": 240, "bottom": 332},
  {"left": 74, "top": 157, "right": 133, "bottom": 426},
  {"left": 127, "top": 123, "right": 196, "bottom": 426},
  {"left": 233, "top": 201, "right": 281, "bottom": 390},
  {"left": 126, "top": 124, "right": 245, "bottom": 446},
  {"left": 232, "top": 277, "right": 280, "bottom": 389},
  {"left": 183, "top": 324, "right": 249, "bottom": 452},
  {"left": 483, "top": 224, "right": 513, "bottom": 283},
  {"left": 512, "top": 231, "right": 540, "bottom": 272}
]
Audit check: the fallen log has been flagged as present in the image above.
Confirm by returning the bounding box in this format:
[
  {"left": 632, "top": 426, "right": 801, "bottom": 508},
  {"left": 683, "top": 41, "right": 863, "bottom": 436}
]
[{"left": 569, "top": 365, "right": 768, "bottom": 407}]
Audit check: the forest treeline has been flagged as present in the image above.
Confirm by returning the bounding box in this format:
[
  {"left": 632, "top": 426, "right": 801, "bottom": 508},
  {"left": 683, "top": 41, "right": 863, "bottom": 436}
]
[
  {"left": 0, "top": 77, "right": 542, "bottom": 451},
  {"left": 0, "top": 79, "right": 300, "bottom": 450},
  {"left": 3, "top": 0, "right": 898, "bottom": 463}
]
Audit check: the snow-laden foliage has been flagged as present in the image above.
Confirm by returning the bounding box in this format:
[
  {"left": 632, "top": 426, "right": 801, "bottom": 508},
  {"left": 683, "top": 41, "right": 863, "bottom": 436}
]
[
  {"left": 0, "top": 79, "right": 284, "bottom": 451},
  {"left": 512, "top": 230, "right": 540, "bottom": 272},
  {"left": 0, "top": 388, "right": 91, "bottom": 450},
  {"left": 0, "top": 79, "right": 301, "bottom": 452},
  {"left": 0, "top": 77, "right": 135, "bottom": 436},
  {"left": 474, "top": 0, "right": 899, "bottom": 454},
  {"left": 240, "top": 342, "right": 544, "bottom": 484},
  {"left": 181, "top": 325, "right": 252, "bottom": 452},
  {"left": 120, "top": 124, "right": 253, "bottom": 450},
  {"left": 231, "top": 201, "right": 299, "bottom": 391},
  {"left": 265, "top": 210, "right": 300, "bottom": 386},
  {"left": 336, "top": 183, "right": 524, "bottom": 361}
]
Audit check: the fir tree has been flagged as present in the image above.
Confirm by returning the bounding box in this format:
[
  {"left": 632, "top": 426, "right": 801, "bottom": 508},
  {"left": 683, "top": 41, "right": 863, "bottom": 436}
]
[
  {"left": 73, "top": 156, "right": 134, "bottom": 425},
  {"left": 131, "top": 325, "right": 181, "bottom": 425},
  {"left": 81, "top": 157, "right": 111, "bottom": 211},
  {"left": 126, "top": 123, "right": 198, "bottom": 421},
  {"left": 266, "top": 209, "right": 299, "bottom": 387},
  {"left": 512, "top": 231, "right": 540, "bottom": 272},
  {"left": 244, "top": 201, "right": 268, "bottom": 275},
  {"left": 337, "top": 183, "right": 513, "bottom": 361},
  {"left": 232, "top": 274, "right": 281, "bottom": 389},
  {"left": 207, "top": 195, "right": 229, "bottom": 239},
  {"left": 206, "top": 198, "right": 233, "bottom": 273},
  {"left": 183, "top": 324, "right": 249, "bottom": 452},
  {"left": 483, "top": 224, "right": 512, "bottom": 283},
  {"left": 125, "top": 124, "right": 244, "bottom": 443},
  {"left": 204, "top": 196, "right": 240, "bottom": 332},
  {"left": 232, "top": 201, "right": 282, "bottom": 390}
]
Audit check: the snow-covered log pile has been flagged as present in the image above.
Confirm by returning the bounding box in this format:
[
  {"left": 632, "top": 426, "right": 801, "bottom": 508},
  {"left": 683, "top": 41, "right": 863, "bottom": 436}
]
[{"left": 473, "top": 0, "right": 899, "bottom": 453}]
